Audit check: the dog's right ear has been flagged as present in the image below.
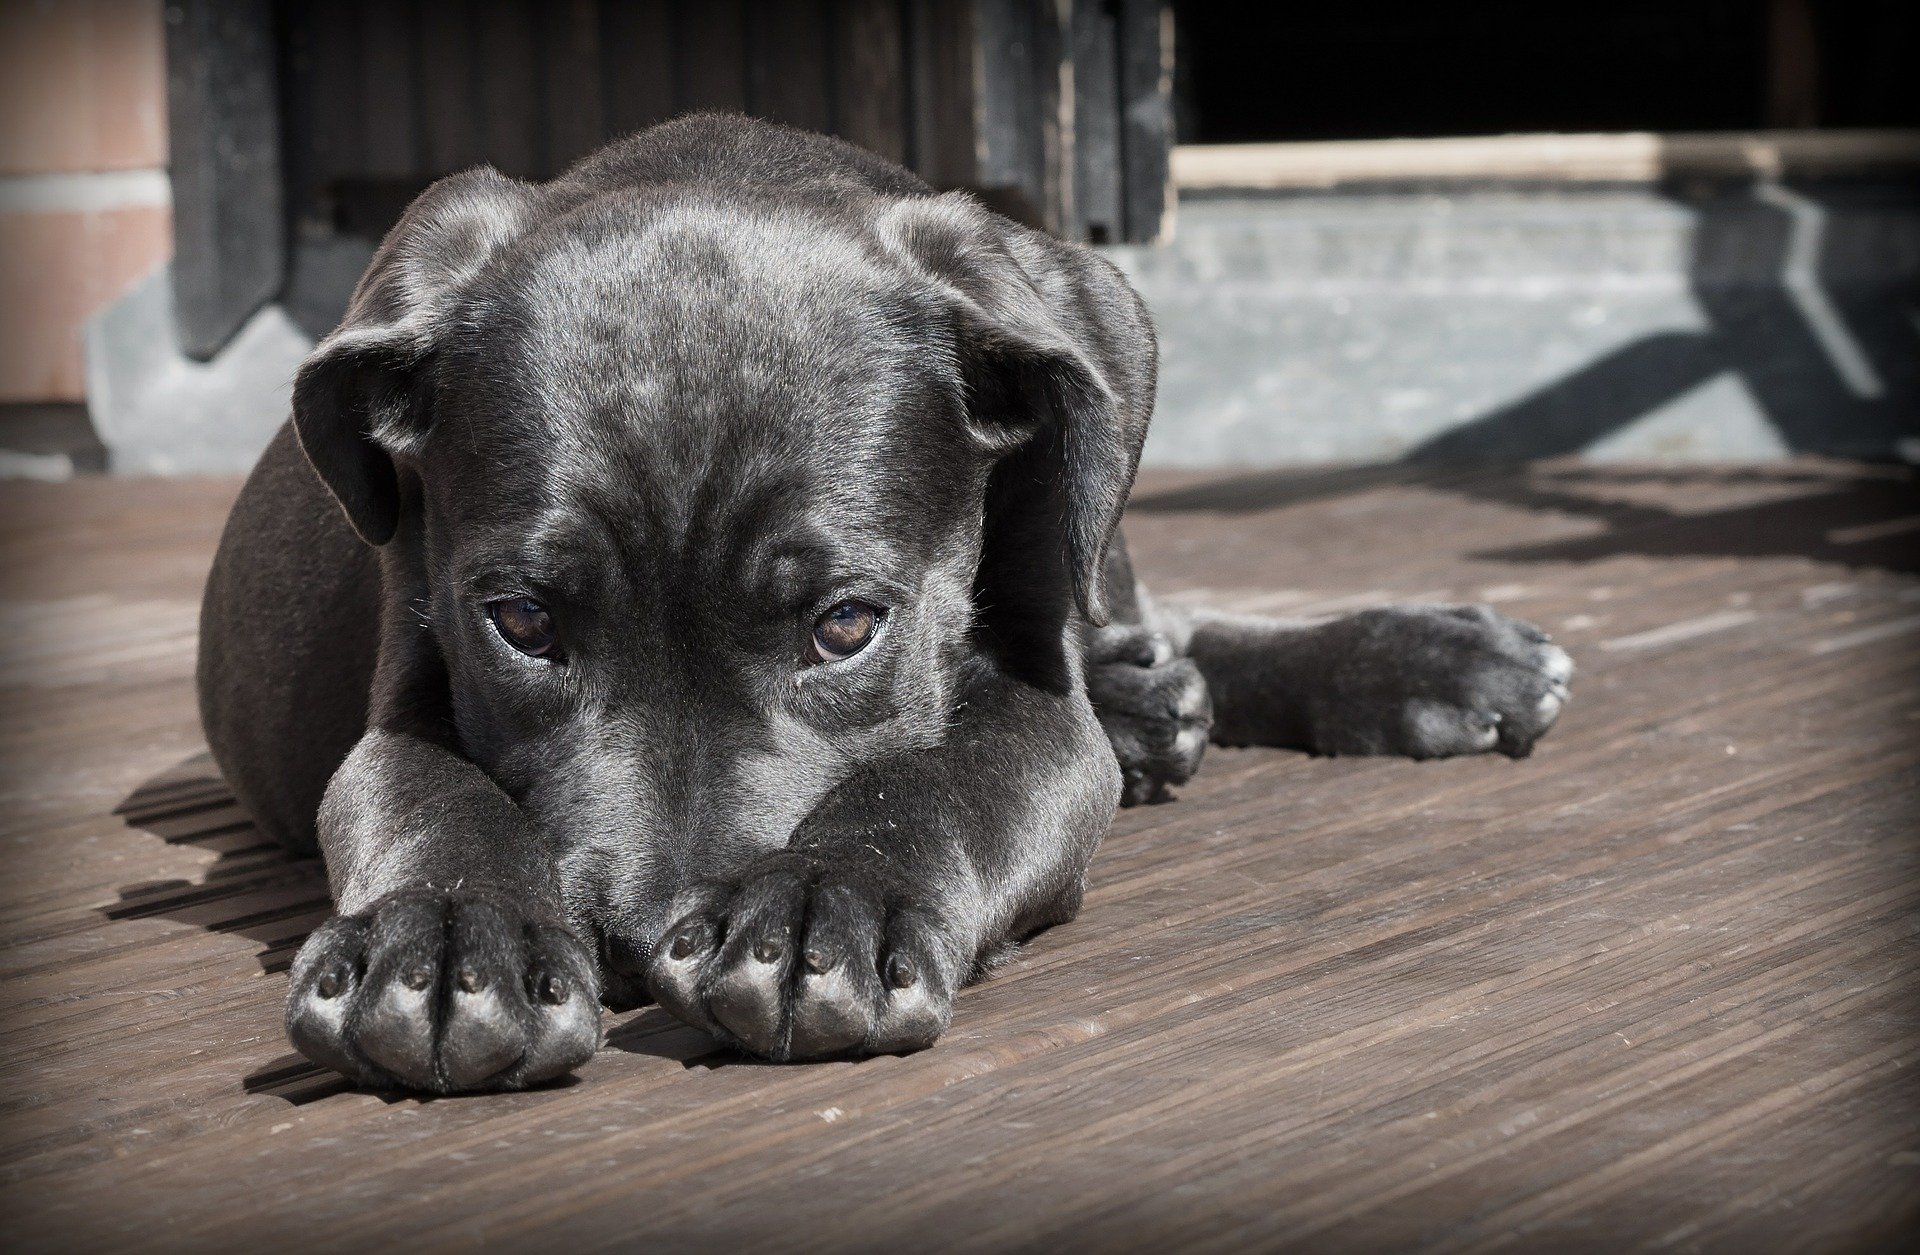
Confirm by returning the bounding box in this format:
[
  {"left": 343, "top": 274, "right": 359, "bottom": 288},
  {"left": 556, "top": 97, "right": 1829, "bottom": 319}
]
[{"left": 293, "top": 168, "right": 542, "bottom": 545}]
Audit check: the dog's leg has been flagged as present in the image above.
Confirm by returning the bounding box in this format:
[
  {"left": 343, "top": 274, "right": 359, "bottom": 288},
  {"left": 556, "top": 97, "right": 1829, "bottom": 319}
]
[
  {"left": 647, "top": 675, "right": 1117, "bottom": 1061},
  {"left": 1158, "top": 600, "right": 1574, "bottom": 760},
  {"left": 282, "top": 642, "right": 601, "bottom": 1093}
]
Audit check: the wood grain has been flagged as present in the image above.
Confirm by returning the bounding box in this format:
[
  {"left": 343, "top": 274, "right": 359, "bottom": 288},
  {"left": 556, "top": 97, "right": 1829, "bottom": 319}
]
[{"left": 1, "top": 461, "right": 1915, "bottom": 1250}]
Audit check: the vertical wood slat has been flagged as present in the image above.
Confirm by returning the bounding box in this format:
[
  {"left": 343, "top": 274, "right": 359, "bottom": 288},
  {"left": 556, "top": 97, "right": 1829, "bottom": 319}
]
[
  {"left": 292, "top": 0, "right": 364, "bottom": 226},
  {"left": 165, "top": 0, "right": 284, "bottom": 359},
  {"left": 1117, "top": 0, "right": 1174, "bottom": 243},
  {"left": 601, "top": 0, "right": 675, "bottom": 141},
  {"left": 831, "top": 0, "right": 908, "bottom": 164},
  {"left": 543, "top": 0, "right": 606, "bottom": 173},
  {"left": 747, "top": 0, "right": 832, "bottom": 133},
  {"left": 676, "top": 0, "right": 748, "bottom": 113},
  {"left": 358, "top": 0, "right": 420, "bottom": 178},
  {"left": 476, "top": 0, "right": 542, "bottom": 178},
  {"left": 908, "top": 0, "right": 977, "bottom": 193},
  {"left": 972, "top": 0, "right": 1067, "bottom": 233},
  {"left": 1071, "top": 0, "right": 1123, "bottom": 244},
  {"left": 419, "top": 0, "right": 481, "bottom": 175}
]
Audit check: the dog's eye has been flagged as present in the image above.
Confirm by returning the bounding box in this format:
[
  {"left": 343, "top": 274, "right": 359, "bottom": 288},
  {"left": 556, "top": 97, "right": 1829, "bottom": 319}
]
[
  {"left": 488, "top": 597, "right": 560, "bottom": 658},
  {"left": 812, "top": 600, "right": 882, "bottom": 662}
]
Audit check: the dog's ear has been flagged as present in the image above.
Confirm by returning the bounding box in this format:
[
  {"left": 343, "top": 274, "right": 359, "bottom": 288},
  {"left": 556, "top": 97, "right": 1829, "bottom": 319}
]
[
  {"left": 879, "top": 193, "right": 1156, "bottom": 626},
  {"left": 293, "top": 168, "right": 542, "bottom": 545}
]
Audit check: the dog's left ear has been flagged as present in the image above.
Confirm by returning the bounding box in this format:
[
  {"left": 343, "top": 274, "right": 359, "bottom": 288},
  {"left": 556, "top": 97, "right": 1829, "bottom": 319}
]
[
  {"left": 293, "top": 167, "right": 543, "bottom": 545},
  {"left": 880, "top": 194, "right": 1156, "bottom": 626}
]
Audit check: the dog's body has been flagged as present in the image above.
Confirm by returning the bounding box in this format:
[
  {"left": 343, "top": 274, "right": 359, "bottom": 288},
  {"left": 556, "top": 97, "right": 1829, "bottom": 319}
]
[{"left": 200, "top": 115, "right": 1571, "bottom": 1092}]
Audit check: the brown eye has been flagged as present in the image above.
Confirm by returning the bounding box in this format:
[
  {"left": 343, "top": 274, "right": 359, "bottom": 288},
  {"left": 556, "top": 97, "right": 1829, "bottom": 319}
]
[
  {"left": 812, "top": 600, "right": 882, "bottom": 662},
  {"left": 488, "top": 597, "right": 559, "bottom": 658}
]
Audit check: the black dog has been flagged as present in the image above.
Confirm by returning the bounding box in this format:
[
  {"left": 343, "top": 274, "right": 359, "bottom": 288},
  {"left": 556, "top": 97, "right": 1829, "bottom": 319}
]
[{"left": 198, "top": 115, "right": 1572, "bottom": 1092}]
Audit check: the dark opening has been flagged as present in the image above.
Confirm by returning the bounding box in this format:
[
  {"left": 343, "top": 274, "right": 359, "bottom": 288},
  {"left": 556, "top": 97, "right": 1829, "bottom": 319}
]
[{"left": 1174, "top": 0, "right": 1920, "bottom": 145}]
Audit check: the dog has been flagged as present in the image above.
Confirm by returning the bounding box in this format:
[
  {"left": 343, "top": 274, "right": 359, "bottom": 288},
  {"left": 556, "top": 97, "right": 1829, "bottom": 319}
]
[{"left": 198, "top": 114, "right": 1573, "bottom": 1092}]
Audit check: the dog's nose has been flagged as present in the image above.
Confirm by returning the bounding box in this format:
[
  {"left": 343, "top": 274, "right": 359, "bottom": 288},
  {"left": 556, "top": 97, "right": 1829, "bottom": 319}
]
[{"left": 598, "top": 933, "right": 653, "bottom": 1010}]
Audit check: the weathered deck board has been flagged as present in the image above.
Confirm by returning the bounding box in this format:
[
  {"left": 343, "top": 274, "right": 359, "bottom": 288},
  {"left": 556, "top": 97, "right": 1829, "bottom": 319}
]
[{"left": 1, "top": 461, "right": 1916, "bottom": 1251}]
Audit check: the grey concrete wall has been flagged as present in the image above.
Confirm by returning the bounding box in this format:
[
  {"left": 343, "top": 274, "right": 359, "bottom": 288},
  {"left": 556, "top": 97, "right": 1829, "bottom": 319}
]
[
  {"left": 81, "top": 182, "right": 1920, "bottom": 474},
  {"left": 1107, "top": 184, "right": 1920, "bottom": 466}
]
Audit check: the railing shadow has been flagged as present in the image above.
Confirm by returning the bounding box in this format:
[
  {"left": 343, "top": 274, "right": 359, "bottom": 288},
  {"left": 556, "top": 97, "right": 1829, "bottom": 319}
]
[
  {"left": 1129, "top": 462, "right": 1920, "bottom": 575},
  {"left": 109, "top": 753, "right": 345, "bottom": 1102}
]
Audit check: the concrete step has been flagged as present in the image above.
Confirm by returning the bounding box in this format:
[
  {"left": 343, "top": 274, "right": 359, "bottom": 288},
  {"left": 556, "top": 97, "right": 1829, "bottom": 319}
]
[{"left": 1108, "top": 183, "right": 1920, "bottom": 465}]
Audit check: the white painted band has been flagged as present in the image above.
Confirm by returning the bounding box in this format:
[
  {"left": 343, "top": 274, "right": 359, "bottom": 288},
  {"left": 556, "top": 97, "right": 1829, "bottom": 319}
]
[{"left": 0, "top": 168, "right": 172, "bottom": 215}]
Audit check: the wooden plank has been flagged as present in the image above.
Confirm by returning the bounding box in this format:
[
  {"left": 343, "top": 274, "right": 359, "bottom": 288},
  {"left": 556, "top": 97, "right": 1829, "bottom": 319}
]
[
  {"left": 418, "top": 0, "right": 482, "bottom": 174},
  {"left": 1071, "top": 0, "right": 1124, "bottom": 244},
  {"left": 906, "top": 0, "right": 976, "bottom": 190},
  {"left": 971, "top": 0, "right": 1063, "bottom": 232},
  {"left": 163, "top": 0, "right": 284, "bottom": 358},
  {"left": 542, "top": 0, "right": 606, "bottom": 175},
  {"left": 356, "top": 0, "right": 421, "bottom": 179},
  {"left": 474, "top": 0, "right": 543, "bottom": 178},
  {"left": 830, "top": 0, "right": 908, "bottom": 163},
  {"left": 1116, "top": 0, "right": 1173, "bottom": 242},
  {"left": 674, "top": 0, "right": 748, "bottom": 114},
  {"left": 600, "top": 0, "right": 675, "bottom": 141},
  {"left": 1, "top": 461, "right": 1917, "bottom": 1247},
  {"left": 745, "top": 0, "right": 832, "bottom": 133},
  {"left": 1170, "top": 129, "right": 1920, "bottom": 192}
]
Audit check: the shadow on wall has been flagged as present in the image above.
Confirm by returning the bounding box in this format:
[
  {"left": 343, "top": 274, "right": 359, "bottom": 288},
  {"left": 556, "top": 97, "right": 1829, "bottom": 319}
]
[{"left": 1407, "top": 178, "right": 1919, "bottom": 462}]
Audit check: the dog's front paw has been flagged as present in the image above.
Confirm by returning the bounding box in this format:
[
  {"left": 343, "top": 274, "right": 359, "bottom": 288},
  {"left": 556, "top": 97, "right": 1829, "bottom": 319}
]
[
  {"left": 1311, "top": 605, "right": 1573, "bottom": 759},
  {"left": 285, "top": 887, "right": 600, "bottom": 1092},
  {"left": 647, "top": 853, "right": 955, "bottom": 1061},
  {"left": 1087, "top": 623, "right": 1212, "bottom": 805}
]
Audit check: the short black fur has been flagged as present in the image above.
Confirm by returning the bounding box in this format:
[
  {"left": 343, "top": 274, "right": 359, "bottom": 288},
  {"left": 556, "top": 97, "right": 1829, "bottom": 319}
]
[{"left": 199, "top": 115, "right": 1573, "bottom": 1091}]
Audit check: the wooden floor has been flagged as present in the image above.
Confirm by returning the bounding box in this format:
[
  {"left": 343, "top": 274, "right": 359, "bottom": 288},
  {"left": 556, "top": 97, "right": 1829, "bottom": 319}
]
[{"left": 2, "top": 461, "right": 1917, "bottom": 1251}]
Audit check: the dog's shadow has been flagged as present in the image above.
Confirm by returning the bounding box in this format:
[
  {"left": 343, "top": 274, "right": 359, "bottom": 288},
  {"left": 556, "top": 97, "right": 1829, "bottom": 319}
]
[
  {"left": 106, "top": 751, "right": 330, "bottom": 976},
  {"left": 108, "top": 752, "right": 349, "bottom": 1102},
  {"left": 107, "top": 754, "right": 741, "bottom": 1099}
]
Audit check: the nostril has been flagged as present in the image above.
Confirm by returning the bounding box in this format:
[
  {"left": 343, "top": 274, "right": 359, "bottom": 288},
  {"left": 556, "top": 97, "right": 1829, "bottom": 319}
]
[
  {"left": 753, "top": 936, "right": 785, "bottom": 964},
  {"left": 403, "top": 964, "right": 433, "bottom": 991},
  {"left": 803, "top": 947, "right": 832, "bottom": 974}
]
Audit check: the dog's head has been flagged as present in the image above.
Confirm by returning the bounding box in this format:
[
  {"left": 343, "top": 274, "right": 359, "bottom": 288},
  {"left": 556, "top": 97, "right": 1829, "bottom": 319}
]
[{"left": 291, "top": 162, "right": 1154, "bottom": 991}]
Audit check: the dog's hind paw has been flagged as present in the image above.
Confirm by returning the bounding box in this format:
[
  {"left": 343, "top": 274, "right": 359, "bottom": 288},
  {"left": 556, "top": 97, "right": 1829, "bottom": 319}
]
[
  {"left": 1306, "top": 604, "right": 1573, "bottom": 760},
  {"left": 285, "top": 887, "right": 600, "bottom": 1093},
  {"left": 1086, "top": 624, "right": 1212, "bottom": 805},
  {"left": 647, "top": 852, "right": 955, "bottom": 1061}
]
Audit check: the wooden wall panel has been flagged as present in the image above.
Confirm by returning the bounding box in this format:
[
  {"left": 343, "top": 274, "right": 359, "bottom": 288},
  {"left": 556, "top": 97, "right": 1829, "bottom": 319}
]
[
  {"left": 236, "top": 0, "right": 1175, "bottom": 291},
  {"left": 601, "top": 0, "right": 675, "bottom": 141},
  {"left": 418, "top": 0, "right": 482, "bottom": 174},
  {"left": 543, "top": 0, "right": 607, "bottom": 171},
  {"left": 1071, "top": 0, "right": 1124, "bottom": 244},
  {"left": 474, "top": 0, "right": 541, "bottom": 178},
  {"left": 1117, "top": 0, "right": 1173, "bottom": 243},
  {"left": 357, "top": 0, "right": 420, "bottom": 178},
  {"left": 675, "top": 1, "right": 749, "bottom": 114},
  {"left": 166, "top": 0, "right": 283, "bottom": 359},
  {"left": 831, "top": 0, "right": 908, "bottom": 164},
  {"left": 747, "top": 0, "right": 833, "bottom": 133}
]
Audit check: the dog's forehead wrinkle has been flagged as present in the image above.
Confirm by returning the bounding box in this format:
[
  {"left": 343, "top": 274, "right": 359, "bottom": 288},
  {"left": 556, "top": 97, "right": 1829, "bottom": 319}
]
[{"left": 503, "top": 199, "right": 913, "bottom": 415}]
